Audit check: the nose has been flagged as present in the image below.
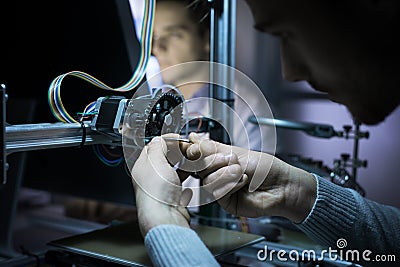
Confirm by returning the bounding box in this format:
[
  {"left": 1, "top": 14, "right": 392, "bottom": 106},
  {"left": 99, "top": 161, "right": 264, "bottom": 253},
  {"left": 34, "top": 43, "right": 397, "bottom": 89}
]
[{"left": 280, "top": 43, "right": 310, "bottom": 82}]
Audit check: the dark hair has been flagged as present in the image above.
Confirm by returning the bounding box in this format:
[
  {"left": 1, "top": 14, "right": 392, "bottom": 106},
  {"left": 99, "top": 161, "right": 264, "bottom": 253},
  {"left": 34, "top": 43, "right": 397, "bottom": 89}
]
[{"left": 156, "top": 0, "right": 210, "bottom": 36}]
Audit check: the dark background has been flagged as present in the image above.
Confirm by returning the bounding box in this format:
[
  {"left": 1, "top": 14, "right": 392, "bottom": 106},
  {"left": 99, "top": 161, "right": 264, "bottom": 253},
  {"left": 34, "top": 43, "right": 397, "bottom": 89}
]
[{"left": 1, "top": 0, "right": 143, "bottom": 204}]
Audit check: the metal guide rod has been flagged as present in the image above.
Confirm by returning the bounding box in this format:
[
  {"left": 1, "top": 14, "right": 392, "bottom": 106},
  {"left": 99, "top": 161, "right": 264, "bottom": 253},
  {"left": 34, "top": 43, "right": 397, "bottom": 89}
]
[
  {"left": 202, "top": 0, "right": 237, "bottom": 225},
  {"left": 5, "top": 122, "right": 116, "bottom": 154},
  {"left": 209, "top": 0, "right": 236, "bottom": 144},
  {"left": 249, "top": 116, "right": 340, "bottom": 139}
]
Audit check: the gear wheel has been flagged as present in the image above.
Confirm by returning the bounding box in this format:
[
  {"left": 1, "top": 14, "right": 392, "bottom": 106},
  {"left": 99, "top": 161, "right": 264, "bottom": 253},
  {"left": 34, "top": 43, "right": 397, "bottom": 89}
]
[
  {"left": 122, "top": 87, "right": 184, "bottom": 151},
  {"left": 144, "top": 92, "right": 184, "bottom": 143}
]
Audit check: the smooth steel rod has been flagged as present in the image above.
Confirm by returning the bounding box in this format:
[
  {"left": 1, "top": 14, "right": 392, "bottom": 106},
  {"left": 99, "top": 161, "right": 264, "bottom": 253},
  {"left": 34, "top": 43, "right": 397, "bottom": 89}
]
[{"left": 5, "top": 122, "right": 117, "bottom": 154}]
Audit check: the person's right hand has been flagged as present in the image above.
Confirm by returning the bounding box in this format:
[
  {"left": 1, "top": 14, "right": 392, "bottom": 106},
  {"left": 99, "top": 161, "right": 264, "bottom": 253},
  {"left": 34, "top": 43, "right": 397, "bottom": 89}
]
[
  {"left": 184, "top": 133, "right": 317, "bottom": 223},
  {"left": 131, "top": 136, "right": 192, "bottom": 237}
]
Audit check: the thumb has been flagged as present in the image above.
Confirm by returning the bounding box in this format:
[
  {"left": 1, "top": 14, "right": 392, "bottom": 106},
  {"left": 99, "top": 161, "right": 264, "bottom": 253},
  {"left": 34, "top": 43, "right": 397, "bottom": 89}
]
[
  {"left": 180, "top": 188, "right": 193, "bottom": 207},
  {"left": 146, "top": 137, "right": 168, "bottom": 163},
  {"left": 186, "top": 137, "right": 219, "bottom": 160},
  {"left": 188, "top": 132, "right": 201, "bottom": 143}
]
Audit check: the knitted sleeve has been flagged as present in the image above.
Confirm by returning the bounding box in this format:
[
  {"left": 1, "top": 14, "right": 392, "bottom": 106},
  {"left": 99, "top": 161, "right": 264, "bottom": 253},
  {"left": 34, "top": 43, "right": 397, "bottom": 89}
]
[
  {"left": 297, "top": 175, "right": 400, "bottom": 262},
  {"left": 144, "top": 224, "right": 220, "bottom": 267}
]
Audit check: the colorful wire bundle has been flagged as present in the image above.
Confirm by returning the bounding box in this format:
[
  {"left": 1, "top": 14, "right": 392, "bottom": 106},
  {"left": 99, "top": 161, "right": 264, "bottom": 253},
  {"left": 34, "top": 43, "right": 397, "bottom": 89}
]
[
  {"left": 48, "top": 0, "right": 155, "bottom": 123},
  {"left": 77, "top": 101, "right": 97, "bottom": 121}
]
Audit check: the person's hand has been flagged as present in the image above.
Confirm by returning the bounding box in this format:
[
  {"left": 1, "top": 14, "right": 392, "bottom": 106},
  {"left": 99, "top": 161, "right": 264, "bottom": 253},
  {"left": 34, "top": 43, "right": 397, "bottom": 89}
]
[
  {"left": 131, "top": 136, "right": 192, "bottom": 236},
  {"left": 184, "top": 133, "right": 316, "bottom": 223}
]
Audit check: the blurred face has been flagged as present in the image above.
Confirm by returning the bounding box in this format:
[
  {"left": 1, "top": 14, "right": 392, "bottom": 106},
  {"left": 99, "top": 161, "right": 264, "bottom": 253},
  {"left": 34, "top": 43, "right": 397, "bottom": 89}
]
[
  {"left": 246, "top": 0, "right": 399, "bottom": 125},
  {"left": 153, "top": 1, "right": 209, "bottom": 85}
]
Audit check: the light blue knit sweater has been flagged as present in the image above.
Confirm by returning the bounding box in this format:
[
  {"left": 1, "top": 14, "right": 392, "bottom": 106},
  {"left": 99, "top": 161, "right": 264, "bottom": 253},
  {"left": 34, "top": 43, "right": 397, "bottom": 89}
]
[{"left": 145, "top": 175, "right": 400, "bottom": 267}]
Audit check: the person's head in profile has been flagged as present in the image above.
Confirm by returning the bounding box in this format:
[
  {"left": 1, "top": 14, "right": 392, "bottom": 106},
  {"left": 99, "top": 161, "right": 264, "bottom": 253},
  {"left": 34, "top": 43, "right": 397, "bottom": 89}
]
[
  {"left": 245, "top": 0, "right": 400, "bottom": 125},
  {"left": 152, "top": 0, "right": 210, "bottom": 99}
]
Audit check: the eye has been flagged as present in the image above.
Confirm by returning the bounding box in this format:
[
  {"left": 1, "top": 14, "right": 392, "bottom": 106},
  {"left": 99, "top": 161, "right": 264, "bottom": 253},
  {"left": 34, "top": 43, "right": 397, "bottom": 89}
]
[{"left": 169, "top": 30, "right": 183, "bottom": 39}]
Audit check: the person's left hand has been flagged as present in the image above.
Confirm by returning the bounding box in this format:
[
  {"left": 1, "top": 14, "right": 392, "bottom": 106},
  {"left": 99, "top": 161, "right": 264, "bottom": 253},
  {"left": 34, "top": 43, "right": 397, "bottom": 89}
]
[
  {"left": 184, "top": 133, "right": 316, "bottom": 223},
  {"left": 131, "top": 136, "right": 192, "bottom": 237}
]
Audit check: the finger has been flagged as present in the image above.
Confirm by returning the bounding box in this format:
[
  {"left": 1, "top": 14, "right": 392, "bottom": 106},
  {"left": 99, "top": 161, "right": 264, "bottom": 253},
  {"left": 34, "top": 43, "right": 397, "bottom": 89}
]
[
  {"left": 202, "top": 164, "right": 244, "bottom": 196},
  {"left": 178, "top": 152, "right": 238, "bottom": 177},
  {"left": 180, "top": 188, "right": 193, "bottom": 207},
  {"left": 147, "top": 136, "right": 178, "bottom": 168},
  {"left": 179, "top": 141, "right": 191, "bottom": 158},
  {"left": 146, "top": 137, "right": 172, "bottom": 171},
  {"left": 146, "top": 137, "right": 182, "bottom": 186},
  {"left": 211, "top": 174, "right": 248, "bottom": 201},
  {"left": 131, "top": 137, "right": 186, "bottom": 207},
  {"left": 248, "top": 153, "right": 274, "bottom": 192},
  {"left": 161, "top": 133, "right": 186, "bottom": 166},
  {"left": 186, "top": 143, "right": 201, "bottom": 160},
  {"left": 186, "top": 138, "right": 219, "bottom": 160},
  {"left": 202, "top": 163, "right": 243, "bottom": 188},
  {"left": 188, "top": 132, "right": 201, "bottom": 143},
  {"left": 188, "top": 133, "right": 235, "bottom": 156},
  {"left": 195, "top": 152, "right": 239, "bottom": 178},
  {"left": 146, "top": 136, "right": 165, "bottom": 156},
  {"left": 131, "top": 143, "right": 150, "bottom": 179}
]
